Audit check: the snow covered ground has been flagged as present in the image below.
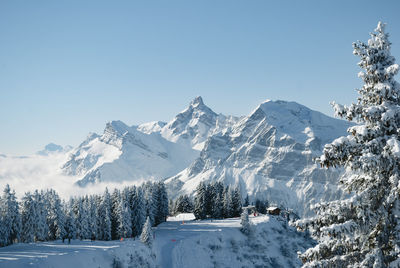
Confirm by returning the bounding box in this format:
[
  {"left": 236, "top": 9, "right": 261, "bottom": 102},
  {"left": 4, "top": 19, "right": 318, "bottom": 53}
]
[
  {"left": 153, "top": 214, "right": 314, "bottom": 268},
  {"left": 0, "top": 239, "right": 155, "bottom": 268},
  {"left": 0, "top": 214, "right": 313, "bottom": 268}
]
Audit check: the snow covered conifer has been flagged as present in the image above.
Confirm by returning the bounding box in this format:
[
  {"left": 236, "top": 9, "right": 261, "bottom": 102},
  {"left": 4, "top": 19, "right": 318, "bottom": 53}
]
[
  {"left": 140, "top": 216, "right": 153, "bottom": 247},
  {"left": 240, "top": 209, "right": 251, "bottom": 236},
  {"left": 296, "top": 22, "right": 400, "bottom": 267},
  {"left": 117, "top": 190, "right": 132, "bottom": 238},
  {"left": 143, "top": 182, "right": 157, "bottom": 226},
  {"left": 99, "top": 188, "right": 112, "bottom": 240},
  {"left": 194, "top": 182, "right": 207, "bottom": 219},
  {"left": 231, "top": 187, "right": 242, "bottom": 217},
  {"left": 154, "top": 182, "right": 169, "bottom": 226},
  {"left": 205, "top": 183, "right": 215, "bottom": 217},
  {"left": 88, "top": 195, "right": 99, "bottom": 240},
  {"left": 243, "top": 194, "right": 250, "bottom": 207},
  {"left": 131, "top": 187, "right": 146, "bottom": 237},
  {"left": 111, "top": 189, "right": 121, "bottom": 240},
  {"left": 0, "top": 185, "right": 21, "bottom": 246},
  {"left": 81, "top": 196, "right": 91, "bottom": 239},
  {"left": 175, "top": 195, "right": 194, "bottom": 214},
  {"left": 64, "top": 205, "right": 76, "bottom": 241},
  {"left": 72, "top": 197, "right": 84, "bottom": 240},
  {"left": 21, "top": 192, "right": 35, "bottom": 243},
  {"left": 212, "top": 193, "right": 223, "bottom": 219},
  {"left": 45, "top": 189, "right": 65, "bottom": 240},
  {"left": 222, "top": 186, "right": 233, "bottom": 218},
  {"left": 32, "top": 190, "right": 48, "bottom": 242}
]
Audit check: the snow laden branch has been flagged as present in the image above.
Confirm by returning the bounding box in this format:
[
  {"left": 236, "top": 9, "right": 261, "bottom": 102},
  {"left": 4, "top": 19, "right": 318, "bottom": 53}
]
[{"left": 297, "top": 22, "right": 400, "bottom": 267}]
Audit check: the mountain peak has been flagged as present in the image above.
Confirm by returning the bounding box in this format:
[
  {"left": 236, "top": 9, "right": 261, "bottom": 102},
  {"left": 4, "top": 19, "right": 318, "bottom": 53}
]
[
  {"left": 250, "top": 99, "right": 353, "bottom": 145},
  {"left": 106, "top": 120, "right": 131, "bottom": 134},
  {"left": 37, "top": 143, "right": 70, "bottom": 156},
  {"left": 190, "top": 96, "right": 204, "bottom": 107}
]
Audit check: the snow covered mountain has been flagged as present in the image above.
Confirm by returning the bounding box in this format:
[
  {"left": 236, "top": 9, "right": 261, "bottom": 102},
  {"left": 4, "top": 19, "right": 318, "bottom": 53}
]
[
  {"left": 37, "top": 143, "right": 72, "bottom": 156},
  {"left": 60, "top": 96, "right": 353, "bottom": 216},
  {"left": 62, "top": 120, "right": 199, "bottom": 186},
  {"left": 158, "top": 96, "right": 239, "bottom": 150},
  {"left": 62, "top": 97, "right": 237, "bottom": 186},
  {"left": 165, "top": 100, "right": 354, "bottom": 216}
]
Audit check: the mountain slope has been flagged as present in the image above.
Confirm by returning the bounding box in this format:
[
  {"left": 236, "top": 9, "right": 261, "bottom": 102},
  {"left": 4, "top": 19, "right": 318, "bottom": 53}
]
[
  {"left": 165, "top": 100, "right": 353, "bottom": 216},
  {"left": 63, "top": 121, "right": 199, "bottom": 186},
  {"left": 62, "top": 96, "right": 235, "bottom": 186}
]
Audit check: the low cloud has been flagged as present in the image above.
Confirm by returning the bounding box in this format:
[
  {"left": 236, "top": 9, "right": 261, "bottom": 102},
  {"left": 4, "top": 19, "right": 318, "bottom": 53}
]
[{"left": 0, "top": 153, "right": 147, "bottom": 200}]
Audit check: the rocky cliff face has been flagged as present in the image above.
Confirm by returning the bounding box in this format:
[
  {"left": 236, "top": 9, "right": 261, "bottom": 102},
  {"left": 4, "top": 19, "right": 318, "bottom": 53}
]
[{"left": 164, "top": 100, "right": 353, "bottom": 216}]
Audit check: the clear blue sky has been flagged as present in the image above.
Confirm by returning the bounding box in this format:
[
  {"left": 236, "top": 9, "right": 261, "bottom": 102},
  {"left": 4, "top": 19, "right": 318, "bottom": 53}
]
[{"left": 1, "top": 0, "right": 399, "bottom": 155}]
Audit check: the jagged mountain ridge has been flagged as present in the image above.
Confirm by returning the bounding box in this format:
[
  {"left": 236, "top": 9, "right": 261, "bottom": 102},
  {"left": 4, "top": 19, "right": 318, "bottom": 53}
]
[
  {"left": 62, "top": 96, "right": 235, "bottom": 186},
  {"left": 61, "top": 97, "right": 352, "bottom": 216},
  {"left": 62, "top": 121, "right": 199, "bottom": 186},
  {"left": 154, "top": 96, "right": 239, "bottom": 150},
  {"left": 165, "top": 100, "right": 354, "bottom": 216}
]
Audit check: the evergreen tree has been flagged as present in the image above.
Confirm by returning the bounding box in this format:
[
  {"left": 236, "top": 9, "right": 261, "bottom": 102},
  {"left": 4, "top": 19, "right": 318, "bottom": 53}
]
[
  {"left": 21, "top": 192, "right": 35, "bottom": 243},
  {"left": 32, "top": 190, "right": 48, "bottom": 242},
  {"left": 243, "top": 194, "right": 250, "bottom": 207},
  {"left": 143, "top": 182, "right": 157, "bottom": 226},
  {"left": 222, "top": 186, "right": 233, "bottom": 218},
  {"left": 131, "top": 187, "right": 146, "bottom": 237},
  {"left": 154, "top": 182, "right": 169, "bottom": 225},
  {"left": 231, "top": 187, "right": 242, "bottom": 217},
  {"left": 81, "top": 196, "right": 91, "bottom": 239},
  {"left": 0, "top": 185, "right": 21, "bottom": 246},
  {"left": 296, "top": 22, "right": 400, "bottom": 267},
  {"left": 99, "top": 188, "right": 112, "bottom": 240},
  {"left": 212, "top": 193, "right": 223, "bottom": 219},
  {"left": 45, "top": 189, "right": 65, "bottom": 240},
  {"left": 205, "top": 183, "right": 215, "bottom": 217},
  {"left": 255, "top": 199, "right": 267, "bottom": 214},
  {"left": 194, "top": 182, "right": 207, "bottom": 219},
  {"left": 64, "top": 205, "right": 76, "bottom": 242},
  {"left": 168, "top": 199, "right": 175, "bottom": 216},
  {"left": 72, "top": 197, "right": 84, "bottom": 240},
  {"left": 174, "top": 195, "right": 194, "bottom": 214},
  {"left": 88, "top": 195, "right": 99, "bottom": 240},
  {"left": 117, "top": 189, "right": 132, "bottom": 238},
  {"left": 140, "top": 216, "right": 153, "bottom": 247},
  {"left": 240, "top": 209, "right": 251, "bottom": 236},
  {"left": 111, "top": 189, "right": 121, "bottom": 240}
]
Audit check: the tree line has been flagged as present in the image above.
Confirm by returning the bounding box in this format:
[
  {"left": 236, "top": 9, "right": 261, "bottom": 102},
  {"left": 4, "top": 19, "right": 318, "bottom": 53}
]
[
  {"left": 193, "top": 181, "right": 242, "bottom": 219},
  {"left": 0, "top": 181, "right": 168, "bottom": 247},
  {"left": 170, "top": 182, "right": 272, "bottom": 219}
]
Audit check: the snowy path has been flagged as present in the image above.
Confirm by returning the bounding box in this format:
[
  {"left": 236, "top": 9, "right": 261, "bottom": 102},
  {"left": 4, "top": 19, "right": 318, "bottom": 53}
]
[{"left": 153, "top": 214, "right": 240, "bottom": 268}]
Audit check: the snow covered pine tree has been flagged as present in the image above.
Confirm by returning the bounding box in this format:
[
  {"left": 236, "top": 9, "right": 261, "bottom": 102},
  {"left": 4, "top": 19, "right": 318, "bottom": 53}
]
[
  {"left": 140, "top": 216, "right": 153, "bottom": 247},
  {"left": 296, "top": 22, "right": 400, "bottom": 267},
  {"left": 240, "top": 209, "right": 251, "bottom": 236}
]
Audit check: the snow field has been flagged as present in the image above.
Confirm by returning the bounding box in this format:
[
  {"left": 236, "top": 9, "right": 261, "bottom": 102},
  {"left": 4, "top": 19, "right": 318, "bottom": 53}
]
[
  {"left": 0, "top": 239, "right": 155, "bottom": 268},
  {"left": 154, "top": 214, "right": 314, "bottom": 268},
  {"left": 0, "top": 214, "right": 314, "bottom": 268}
]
